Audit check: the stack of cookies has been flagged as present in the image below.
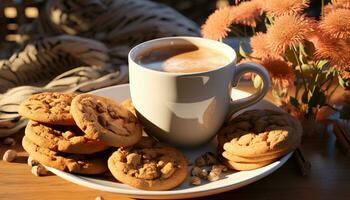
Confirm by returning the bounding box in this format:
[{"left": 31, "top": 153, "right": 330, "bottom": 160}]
[
  {"left": 19, "top": 92, "right": 189, "bottom": 190},
  {"left": 19, "top": 92, "right": 143, "bottom": 174},
  {"left": 217, "top": 109, "right": 302, "bottom": 171}
]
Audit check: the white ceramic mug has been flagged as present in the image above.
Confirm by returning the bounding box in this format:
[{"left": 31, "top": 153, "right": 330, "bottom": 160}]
[{"left": 129, "top": 37, "right": 270, "bottom": 147}]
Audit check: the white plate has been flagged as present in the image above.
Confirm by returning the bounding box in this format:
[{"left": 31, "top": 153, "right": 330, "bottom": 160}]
[{"left": 46, "top": 84, "right": 293, "bottom": 199}]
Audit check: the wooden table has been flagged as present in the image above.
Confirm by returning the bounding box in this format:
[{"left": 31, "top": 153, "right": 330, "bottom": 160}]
[{"left": 1, "top": 86, "right": 350, "bottom": 200}]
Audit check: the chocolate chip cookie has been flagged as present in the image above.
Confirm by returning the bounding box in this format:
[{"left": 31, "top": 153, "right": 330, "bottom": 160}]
[
  {"left": 22, "top": 136, "right": 108, "bottom": 174},
  {"left": 217, "top": 109, "right": 302, "bottom": 170},
  {"left": 70, "top": 94, "right": 142, "bottom": 147},
  {"left": 19, "top": 92, "right": 76, "bottom": 125},
  {"left": 108, "top": 137, "right": 188, "bottom": 190},
  {"left": 25, "top": 120, "right": 108, "bottom": 154}
]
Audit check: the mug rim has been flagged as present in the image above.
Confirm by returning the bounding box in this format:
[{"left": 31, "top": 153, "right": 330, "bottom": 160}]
[{"left": 128, "top": 36, "right": 237, "bottom": 76}]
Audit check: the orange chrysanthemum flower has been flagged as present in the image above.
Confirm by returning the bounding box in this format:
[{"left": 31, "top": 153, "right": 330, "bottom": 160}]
[
  {"left": 320, "top": 9, "right": 350, "bottom": 39},
  {"left": 332, "top": 0, "right": 350, "bottom": 4},
  {"left": 340, "top": 70, "right": 350, "bottom": 79},
  {"left": 324, "top": 2, "right": 350, "bottom": 15},
  {"left": 325, "top": 0, "right": 350, "bottom": 14},
  {"left": 230, "top": 0, "right": 262, "bottom": 27},
  {"left": 263, "top": 0, "right": 309, "bottom": 16},
  {"left": 260, "top": 57, "right": 295, "bottom": 88},
  {"left": 201, "top": 7, "right": 233, "bottom": 41},
  {"left": 249, "top": 32, "right": 274, "bottom": 58},
  {"left": 312, "top": 34, "right": 350, "bottom": 70},
  {"left": 265, "top": 14, "right": 315, "bottom": 55}
]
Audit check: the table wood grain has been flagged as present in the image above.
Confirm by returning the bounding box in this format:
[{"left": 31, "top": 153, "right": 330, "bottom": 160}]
[{"left": 1, "top": 86, "right": 349, "bottom": 200}]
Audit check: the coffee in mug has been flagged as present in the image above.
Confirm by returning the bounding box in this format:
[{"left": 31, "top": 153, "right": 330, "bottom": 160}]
[
  {"left": 136, "top": 44, "right": 230, "bottom": 73},
  {"left": 129, "top": 37, "right": 270, "bottom": 147}
]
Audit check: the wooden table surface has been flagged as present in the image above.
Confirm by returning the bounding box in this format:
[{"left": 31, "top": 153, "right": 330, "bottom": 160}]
[{"left": 1, "top": 86, "right": 349, "bottom": 200}]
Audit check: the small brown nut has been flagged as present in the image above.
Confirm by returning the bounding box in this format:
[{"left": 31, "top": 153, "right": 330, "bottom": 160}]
[
  {"left": 194, "top": 156, "right": 206, "bottom": 167},
  {"left": 157, "top": 160, "right": 165, "bottom": 168},
  {"left": 126, "top": 153, "right": 141, "bottom": 168},
  {"left": 3, "top": 137, "right": 16, "bottom": 146},
  {"left": 191, "top": 166, "right": 202, "bottom": 176},
  {"left": 31, "top": 165, "right": 48, "bottom": 176},
  {"left": 137, "top": 163, "right": 159, "bottom": 179},
  {"left": 190, "top": 176, "right": 201, "bottom": 185},
  {"left": 212, "top": 164, "right": 228, "bottom": 172},
  {"left": 199, "top": 168, "right": 209, "bottom": 179},
  {"left": 27, "top": 156, "right": 40, "bottom": 167},
  {"left": 207, "top": 167, "right": 222, "bottom": 182},
  {"left": 2, "top": 149, "right": 17, "bottom": 162},
  {"left": 95, "top": 196, "right": 104, "bottom": 200},
  {"left": 161, "top": 162, "right": 176, "bottom": 179}
]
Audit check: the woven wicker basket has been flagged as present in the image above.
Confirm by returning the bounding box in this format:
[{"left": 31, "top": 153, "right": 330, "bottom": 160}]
[{"left": 0, "top": 0, "right": 215, "bottom": 137}]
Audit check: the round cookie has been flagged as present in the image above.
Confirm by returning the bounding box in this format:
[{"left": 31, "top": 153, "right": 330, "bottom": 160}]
[
  {"left": 222, "top": 148, "right": 291, "bottom": 163},
  {"left": 70, "top": 94, "right": 142, "bottom": 147},
  {"left": 25, "top": 120, "right": 108, "bottom": 154},
  {"left": 223, "top": 158, "right": 276, "bottom": 171},
  {"left": 19, "top": 92, "right": 76, "bottom": 125},
  {"left": 121, "top": 99, "right": 136, "bottom": 116},
  {"left": 22, "top": 136, "right": 108, "bottom": 174},
  {"left": 217, "top": 109, "right": 302, "bottom": 158},
  {"left": 108, "top": 137, "right": 188, "bottom": 190}
]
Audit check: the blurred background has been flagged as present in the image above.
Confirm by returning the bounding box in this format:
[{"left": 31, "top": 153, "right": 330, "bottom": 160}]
[{"left": 0, "top": 0, "right": 330, "bottom": 59}]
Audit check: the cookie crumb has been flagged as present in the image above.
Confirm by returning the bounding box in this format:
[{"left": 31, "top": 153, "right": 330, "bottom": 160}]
[
  {"left": 95, "top": 196, "right": 104, "bottom": 200},
  {"left": 31, "top": 165, "right": 48, "bottom": 176},
  {"left": 199, "top": 168, "right": 209, "bottom": 179},
  {"left": 3, "top": 137, "right": 16, "bottom": 146},
  {"left": 27, "top": 156, "right": 39, "bottom": 167},
  {"left": 191, "top": 166, "right": 202, "bottom": 176},
  {"left": 212, "top": 164, "right": 228, "bottom": 172},
  {"left": 207, "top": 166, "right": 223, "bottom": 182},
  {"left": 2, "top": 149, "right": 17, "bottom": 162},
  {"left": 190, "top": 176, "right": 201, "bottom": 185}
]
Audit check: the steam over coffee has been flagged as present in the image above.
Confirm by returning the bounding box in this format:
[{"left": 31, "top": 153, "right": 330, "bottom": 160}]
[{"left": 137, "top": 44, "right": 230, "bottom": 73}]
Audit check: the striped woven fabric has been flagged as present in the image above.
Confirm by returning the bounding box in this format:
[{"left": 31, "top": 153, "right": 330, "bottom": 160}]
[{"left": 0, "top": 0, "right": 199, "bottom": 137}]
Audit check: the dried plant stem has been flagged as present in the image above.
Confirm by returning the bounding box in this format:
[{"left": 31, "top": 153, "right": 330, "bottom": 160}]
[{"left": 292, "top": 47, "right": 308, "bottom": 94}]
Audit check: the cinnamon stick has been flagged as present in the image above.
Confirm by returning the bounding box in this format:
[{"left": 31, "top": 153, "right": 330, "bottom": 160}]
[
  {"left": 293, "top": 147, "right": 311, "bottom": 176},
  {"left": 333, "top": 122, "right": 350, "bottom": 156}
]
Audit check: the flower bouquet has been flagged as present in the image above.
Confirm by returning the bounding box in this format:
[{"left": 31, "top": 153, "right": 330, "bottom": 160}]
[{"left": 201, "top": 0, "right": 350, "bottom": 129}]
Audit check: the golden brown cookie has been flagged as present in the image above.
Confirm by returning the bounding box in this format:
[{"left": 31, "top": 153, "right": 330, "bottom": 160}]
[
  {"left": 121, "top": 99, "right": 136, "bottom": 116},
  {"left": 222, "top": 148, "right": 291, "bottom": 163},
  {"left": 217, "top": 109, "right": 302, "bottom": 158},
  {"left": 22, "top": 136, "right": 108, "bottom": 174},
  {"left": 25, "top": 120, "right": 108, "bottom": 154},
  {"left": 19, "top": 92, "right": 76, "bottom": 125},
  {"left": 107, "top": 137, "right": 188, "bottom": 190},
  {"left": 70, "top": 94, "right": 142, "bottom": 147},
  {"left": 223, "top": 158, "right": 276, "bottom": 171}
]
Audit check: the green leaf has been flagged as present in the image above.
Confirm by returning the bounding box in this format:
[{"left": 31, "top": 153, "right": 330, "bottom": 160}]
[
  {"left": 308, "top": 87, "right": 326, "bottom": 108},
  {"left": 290, "top": 96, "right": 300, "bottom": 108},
  {"left": 285, "top": 48, "right": 299, "bottom": 67},
  {"left": 303, "top": 40, "right": 316, "bottom": 58},
  {"left": 271, "top": 89, "right": 281, "bottom": 99},
  {"left": 239, "top": 42, "right": 248, "bottom": 58},
  {"left": 253, "top": 75, "right": 262, "bottom": 89},
  {"left": 301, "top": 90, "right": 308, "bottom": 104},
  {"left": 339, "top": 76, "right": 348, "bottom": 88},
  {"left": 316, "top": 60, "right": 329, "bottom": 70}
]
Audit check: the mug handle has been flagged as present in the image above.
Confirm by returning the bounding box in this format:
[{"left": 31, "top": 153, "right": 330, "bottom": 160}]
[{"left": 226, "top": 62, "right": 271, "bottom": 121}]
